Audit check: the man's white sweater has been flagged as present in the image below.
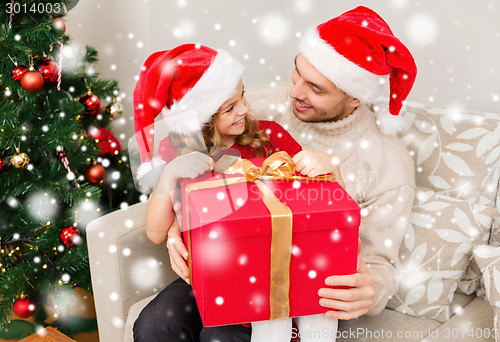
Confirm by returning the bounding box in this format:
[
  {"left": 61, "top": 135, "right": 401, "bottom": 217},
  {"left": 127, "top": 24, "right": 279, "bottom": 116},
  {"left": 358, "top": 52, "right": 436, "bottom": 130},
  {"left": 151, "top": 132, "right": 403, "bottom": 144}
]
[{"left": 247, "top": 83, "right": 416, "bottom": 315}]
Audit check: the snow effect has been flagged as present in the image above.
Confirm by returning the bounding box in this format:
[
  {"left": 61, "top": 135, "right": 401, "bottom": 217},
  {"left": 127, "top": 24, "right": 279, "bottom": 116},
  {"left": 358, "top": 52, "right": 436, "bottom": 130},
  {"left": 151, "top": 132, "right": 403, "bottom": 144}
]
[
  {"left": 331, "top": 229, "right": 340, "bottom": 242},
  {"left": 26, "top": 191, "right": 58, "bottom": 223},
  {"left": 61, "top": 273, "right": 71, "bottom": 283},
  {"left": 391, "top": 0, "right": 410, "bottom": 8},
  {"left": 73, "top": 199, "right": 100, "bottom": 227},
  {"left": 293, "top": 0, "right": 312, "bottom": 14},
  {"left": 130, "top": 258, "right": 161, "bottom": 289},
  {"left": 291, "top": 245, "right": 301, "bottom": 256},
  {"left": 112, "top": 317, "right": 123, "bottom": 328},
  {"left": 256, "top": 13, "right": 290, "bottom": 46},
  {"left": 406, "top": 13, "right": 438, "bottom": 45},
  {"left": 176, "top": 0, "right": 187, "bottom": 8},
  {"left": 109, "top": 292, "right": 119, "bottom": 301},
  {"left": 7, "top": 197, "right": 19, "bottom": 208},
  {"left": 172, "top": 19, "right": 197, "bottom": 39},
  {"left": 249, "top": 293, "right": 265, "bottom": 311},
  {"left": 238, "top": 254, "right": 248, "bottom": 265},
  {"left": 314, "top": 255, "right": 328, "bottom": 269},
  {"left": 215, "top": 296, "right": 224, "bottom": 305}
]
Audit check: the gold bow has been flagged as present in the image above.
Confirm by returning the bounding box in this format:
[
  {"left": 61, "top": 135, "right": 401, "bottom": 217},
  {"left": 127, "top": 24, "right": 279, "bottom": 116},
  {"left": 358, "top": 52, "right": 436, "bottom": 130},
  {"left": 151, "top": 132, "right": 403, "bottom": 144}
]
[{"left": 216, "top": 151, "right": 296, "bottom": 181}]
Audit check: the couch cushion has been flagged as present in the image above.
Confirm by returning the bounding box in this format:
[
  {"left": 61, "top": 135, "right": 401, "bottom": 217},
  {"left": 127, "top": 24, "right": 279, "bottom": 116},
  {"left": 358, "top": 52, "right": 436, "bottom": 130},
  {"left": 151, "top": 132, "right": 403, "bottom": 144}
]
[
  {"left": 473, "top": 246, "right": 500, "bottom": 342},
  {"left": 337, "top": 307, "right": 440, "bottom": 342},
  {"left": 397, "top": 102, "right": 500, "bottom": 206},
  {"left": 387, "top": 187, "right": 494, "bottom": 322},
  {"left": 424, "top": 297, "right": 494, "bottom": 342},
  {"left": 337, "top": 295, "right": 478, "bottom": 342},
  {"left": 124, "top": 294, "right": 158, "bottom": 342},
  {"left": 396, "top": 103, "right": 500, "bottom": 295}
]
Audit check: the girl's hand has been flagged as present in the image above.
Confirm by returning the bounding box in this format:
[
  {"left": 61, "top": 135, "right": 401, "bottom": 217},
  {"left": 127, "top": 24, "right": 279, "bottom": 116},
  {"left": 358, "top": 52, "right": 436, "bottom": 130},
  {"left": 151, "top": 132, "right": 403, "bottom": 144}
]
[
  {"left": 293, "top": 150, "right": 343, "bottom": 183},
  {"left": 163, "top": 151, "right": 214, "bottom": 192},
  {"left": 166, "top": 218, "right": 190, "bottom": 284},
  {"left": 166, "top": 151, "right": 214, "bottom": 180}
]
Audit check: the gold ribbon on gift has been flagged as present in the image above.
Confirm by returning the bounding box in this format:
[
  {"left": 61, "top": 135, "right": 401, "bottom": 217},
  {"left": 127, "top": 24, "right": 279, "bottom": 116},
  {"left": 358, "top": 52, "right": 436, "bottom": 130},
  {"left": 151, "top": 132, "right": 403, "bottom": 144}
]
[{"left": 184, "top": 151, "right": 340, "bottom": 320}]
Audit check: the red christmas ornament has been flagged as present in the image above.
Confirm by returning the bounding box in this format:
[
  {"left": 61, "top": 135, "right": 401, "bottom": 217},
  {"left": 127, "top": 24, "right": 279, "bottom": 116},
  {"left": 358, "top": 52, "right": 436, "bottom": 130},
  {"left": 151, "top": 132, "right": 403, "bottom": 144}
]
[
  {"left": 80, "top": 92, "right": 101, "bottom": 116},
  {"left": 85, "top": 164, "right": 105, "bottom": 183},
  {"left": 0, "top": 158, "right": 5, "bottom": 172},
  {"left": 13, "top": 297, "right": 36, "bottom": 319},
  {"left": 37, "top": 58, "right": 59, "bottom": 85},
  {"left": 21, "top": 70, "right": 44, "bottom": 92},
  {"left": 59, "top": 226, "right": 81, "bottom": 246},
  {"left": 87, "top": 127, "right": 122, "bottom": 155},
  {"left": 12, "top": 66, "right": 27, "bottom": 81},
  {"left": 52, "top": 18, "right": 66, "bottom": 34}
]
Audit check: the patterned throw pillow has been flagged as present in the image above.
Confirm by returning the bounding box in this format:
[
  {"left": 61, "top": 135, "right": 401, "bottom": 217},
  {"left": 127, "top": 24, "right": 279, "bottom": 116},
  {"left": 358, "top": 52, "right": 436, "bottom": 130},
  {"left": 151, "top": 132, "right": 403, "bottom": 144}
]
[
  {"left": 395, "top": 102, "right": 500, "bottom": 294},
  {"left": 473, "top": 245, "right": 500, "bottom": 342},
  {"left": 387, "top": 187, "right": 494, "bottom": 323},
  {"left": 396, "top": 102, "right": 500, "bottom": 205}
]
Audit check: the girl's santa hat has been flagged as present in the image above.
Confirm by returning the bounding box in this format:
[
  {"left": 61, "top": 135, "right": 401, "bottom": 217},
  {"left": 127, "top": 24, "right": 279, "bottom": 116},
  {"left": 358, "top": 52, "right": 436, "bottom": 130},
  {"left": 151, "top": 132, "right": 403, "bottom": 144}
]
[
  {"left": 132, "top": 44, "right": 243, "bottom": 186},
  {"left": 298, "top": 6, "right": 417, "bottom": 135}
]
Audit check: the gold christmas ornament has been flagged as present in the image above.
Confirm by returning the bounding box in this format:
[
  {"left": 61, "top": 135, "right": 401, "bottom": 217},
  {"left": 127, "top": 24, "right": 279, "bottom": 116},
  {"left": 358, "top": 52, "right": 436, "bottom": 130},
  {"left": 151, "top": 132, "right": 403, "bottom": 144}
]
[
  {"left": 105, "top": 101, "right": 124, "bottom": 120},
  {"left": 10, "top": 151, "right": 30, "bottom": 168}
]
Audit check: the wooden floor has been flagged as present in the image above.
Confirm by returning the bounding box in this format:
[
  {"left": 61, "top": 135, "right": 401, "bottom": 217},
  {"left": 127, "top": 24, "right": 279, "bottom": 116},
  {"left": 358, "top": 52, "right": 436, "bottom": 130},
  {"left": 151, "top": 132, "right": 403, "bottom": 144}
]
[{"left": 0, "top": 330, "right": 99, "bottom": 342}]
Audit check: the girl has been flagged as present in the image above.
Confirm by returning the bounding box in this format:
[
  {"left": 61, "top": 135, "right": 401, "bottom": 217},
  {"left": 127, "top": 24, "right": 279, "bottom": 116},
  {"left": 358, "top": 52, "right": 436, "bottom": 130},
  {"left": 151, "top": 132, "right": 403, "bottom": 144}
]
[{"left": 132, "top": 44, "right": 339, "bottom": 342}]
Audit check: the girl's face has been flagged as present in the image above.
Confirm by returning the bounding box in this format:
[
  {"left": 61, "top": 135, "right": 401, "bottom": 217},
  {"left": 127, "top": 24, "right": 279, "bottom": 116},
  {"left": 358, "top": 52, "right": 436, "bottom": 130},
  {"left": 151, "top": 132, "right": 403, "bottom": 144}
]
[{"left": 215, "top": 80, "right": 248, "bottom": 146}]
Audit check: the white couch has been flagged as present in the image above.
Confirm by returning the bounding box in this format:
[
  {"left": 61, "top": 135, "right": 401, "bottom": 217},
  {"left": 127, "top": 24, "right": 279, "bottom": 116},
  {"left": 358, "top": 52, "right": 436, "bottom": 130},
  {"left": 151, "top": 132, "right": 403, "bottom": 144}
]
[{"left": 87, "top": 83, "right": 500, "bottom": 342}]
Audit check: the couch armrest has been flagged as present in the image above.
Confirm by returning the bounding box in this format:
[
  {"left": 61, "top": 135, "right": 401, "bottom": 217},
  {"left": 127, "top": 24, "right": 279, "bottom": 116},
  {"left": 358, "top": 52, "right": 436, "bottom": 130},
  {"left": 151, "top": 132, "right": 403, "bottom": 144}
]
[{"left": 87, "top": 201, "right": 178, "bottom": 342}]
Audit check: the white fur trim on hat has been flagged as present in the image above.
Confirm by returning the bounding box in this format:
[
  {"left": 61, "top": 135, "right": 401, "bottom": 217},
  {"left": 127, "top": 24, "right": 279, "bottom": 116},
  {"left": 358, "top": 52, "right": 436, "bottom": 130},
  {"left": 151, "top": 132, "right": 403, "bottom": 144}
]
[
  {"left": 374, "top": 102, "right": 405, "bottom": 135},
  {"left": 160, "top": 49, "right": 244, "bottom": 135},
  {"left": 136, "top": 157, "right": 167, "bottom": 191},
  {"left": 298, "top": 27, "right": 387, "bottom": 104}
]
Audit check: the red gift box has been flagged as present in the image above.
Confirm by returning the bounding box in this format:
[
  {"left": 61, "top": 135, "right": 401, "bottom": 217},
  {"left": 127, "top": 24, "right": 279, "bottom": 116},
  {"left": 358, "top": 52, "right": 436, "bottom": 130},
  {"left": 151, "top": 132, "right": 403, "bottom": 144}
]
[{"left": 181, "top": 154, "right": 360, "bottom": 327}]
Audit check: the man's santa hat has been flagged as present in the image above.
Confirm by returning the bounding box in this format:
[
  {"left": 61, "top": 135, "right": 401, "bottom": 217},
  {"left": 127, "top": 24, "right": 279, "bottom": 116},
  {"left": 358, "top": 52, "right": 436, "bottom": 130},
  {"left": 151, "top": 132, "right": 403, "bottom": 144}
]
[
  {"left": 132, "top": 44, "right": 243, "bottom": 186},
  {"left": 298, "top": 6, "right": 417, "bottom": 135}
]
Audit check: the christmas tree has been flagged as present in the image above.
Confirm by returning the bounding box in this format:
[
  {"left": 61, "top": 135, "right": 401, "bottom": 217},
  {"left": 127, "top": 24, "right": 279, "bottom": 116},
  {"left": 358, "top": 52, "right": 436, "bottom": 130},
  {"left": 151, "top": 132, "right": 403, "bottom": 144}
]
[{"left": 0, "top": 0, "right": 141, "bottom": 337}]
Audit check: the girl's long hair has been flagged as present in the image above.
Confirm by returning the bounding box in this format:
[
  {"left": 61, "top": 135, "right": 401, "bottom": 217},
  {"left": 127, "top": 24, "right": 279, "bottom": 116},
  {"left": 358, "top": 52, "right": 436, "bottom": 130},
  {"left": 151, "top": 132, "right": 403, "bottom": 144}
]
[
  {"left": 202, "top": 112, "right": 271, "bottom": 158},
  {"left": 169, "top": 111, "right": 272, "bottom": 158}
]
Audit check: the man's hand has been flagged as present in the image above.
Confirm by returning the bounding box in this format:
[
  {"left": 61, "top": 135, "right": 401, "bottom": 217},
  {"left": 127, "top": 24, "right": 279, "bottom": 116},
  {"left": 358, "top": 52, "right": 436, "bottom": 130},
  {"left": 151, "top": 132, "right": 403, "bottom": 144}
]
[
  {"left": 166, "top": 217, "right": 190, "bottom": 284},
  {"left": 317, "top": 239, "right": 374, "bottom": 319},
  {"left": 292, "top": 150, "right": 344, "bottom": 187}
]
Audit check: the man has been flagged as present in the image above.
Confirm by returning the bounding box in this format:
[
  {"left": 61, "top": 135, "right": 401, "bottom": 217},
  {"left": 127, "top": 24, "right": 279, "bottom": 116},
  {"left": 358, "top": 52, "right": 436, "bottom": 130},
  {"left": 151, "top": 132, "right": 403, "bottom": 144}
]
[
  {"left": 247, "top": 6, "right": 417, "bottom": 319},
  {"left": 138, "top": 5, "right": 417, "bottom": 341}
]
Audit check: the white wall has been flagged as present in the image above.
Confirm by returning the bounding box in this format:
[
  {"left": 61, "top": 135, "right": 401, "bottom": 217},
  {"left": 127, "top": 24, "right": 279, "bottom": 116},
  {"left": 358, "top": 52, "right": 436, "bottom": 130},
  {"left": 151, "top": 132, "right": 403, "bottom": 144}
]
[{"left": 65, "top": 0, "right": 500, "bottom": 143}]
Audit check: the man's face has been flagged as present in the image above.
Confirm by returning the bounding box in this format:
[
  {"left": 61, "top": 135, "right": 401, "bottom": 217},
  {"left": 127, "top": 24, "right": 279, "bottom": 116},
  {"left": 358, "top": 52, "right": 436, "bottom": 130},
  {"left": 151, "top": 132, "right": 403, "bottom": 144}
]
[{"left": 289, "top": 54, "right": 359, "bottom": 123}]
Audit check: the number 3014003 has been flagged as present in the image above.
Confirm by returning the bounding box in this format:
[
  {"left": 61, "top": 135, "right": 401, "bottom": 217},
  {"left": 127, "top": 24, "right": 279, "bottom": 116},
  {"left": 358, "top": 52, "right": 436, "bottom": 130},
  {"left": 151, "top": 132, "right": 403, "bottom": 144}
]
[{"left": 6, "top": 2, "right": 62, "bottom": 14}]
